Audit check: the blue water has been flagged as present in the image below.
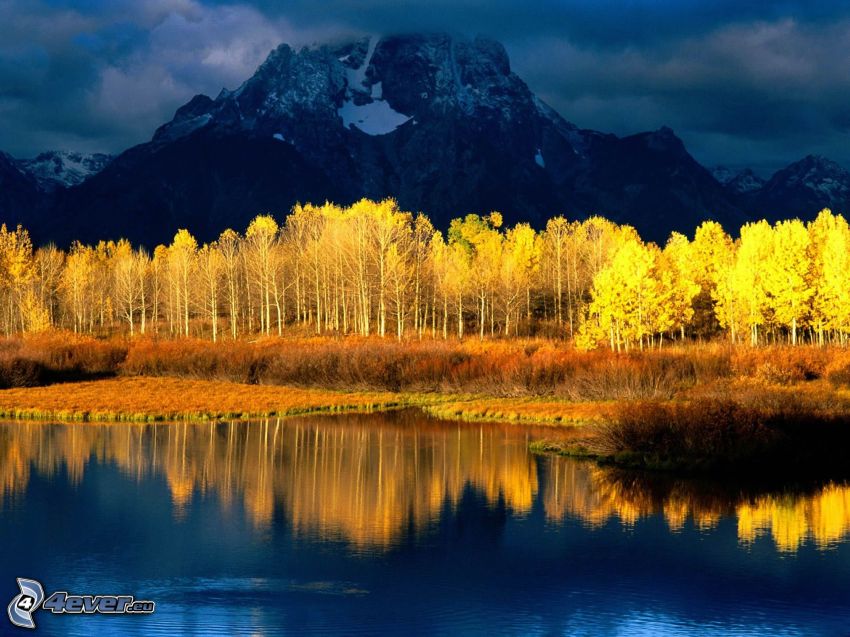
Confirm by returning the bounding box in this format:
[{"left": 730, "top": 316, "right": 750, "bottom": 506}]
[{"left": 1, "top": 412, "right": 848, "bottom": 635}]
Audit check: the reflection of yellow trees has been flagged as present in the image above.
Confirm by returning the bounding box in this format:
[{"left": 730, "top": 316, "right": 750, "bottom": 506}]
[
  {"left": 737, "top": 485, "right": 850, "bottom": 552},
  {"left": 3, "top": 418, "right": 850, "bottom": 553},
  {"left": 539, "top": 456, "right": 850, "bottom": 552},
  {"left": 0, "top": 415, "right": 538, "bottom": 548}
]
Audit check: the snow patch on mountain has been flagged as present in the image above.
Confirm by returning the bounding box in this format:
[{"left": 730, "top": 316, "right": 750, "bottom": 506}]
[
  {"left": 336, "top": 39, "right": 412, "bottom": 135},
  {"left": 808, "top": 176, "right": 849, "bottom": 198},
  {"left": 338, "top": 99, "right": 411, "bottom": 135},
  {"left": 344, "top": 36, "right": 377, "bottom": 94},
  {"left": 534, "top": 149, "right": 545, "bottom": 168}
]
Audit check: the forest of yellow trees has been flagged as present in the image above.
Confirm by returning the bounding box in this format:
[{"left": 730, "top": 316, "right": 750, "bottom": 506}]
[{"left": 1, "top": 199, "right": 847, "bottom": 350}]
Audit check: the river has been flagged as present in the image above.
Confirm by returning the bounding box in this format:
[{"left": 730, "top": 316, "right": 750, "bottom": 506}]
[{"left": 1, "top": 410, "right": 848, "bottom": 635}]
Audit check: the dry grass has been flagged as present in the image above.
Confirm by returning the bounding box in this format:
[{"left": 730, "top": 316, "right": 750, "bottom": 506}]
[
  {"left": 425, "top": 397, "right": 612, "bottom": 426},
  {"left": 0, "top": 377, "right": 421, "bottom": 422},
  {"left": 118, "top": 336, "right": 734, "bottom": 398},
  {"left": 0, "top": 375, "right": 613, "bottom": 426}
]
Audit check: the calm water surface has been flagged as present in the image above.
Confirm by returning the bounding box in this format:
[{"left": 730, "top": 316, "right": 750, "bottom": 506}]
[{"left": 1, "top": 410, "right": 849, "bottom": 636}]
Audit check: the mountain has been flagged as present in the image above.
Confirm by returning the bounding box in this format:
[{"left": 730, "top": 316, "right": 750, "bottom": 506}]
[
  {"left": 712, "top": 166, "right": 766, "bottom": 195},
  {"left": 3, "top": 33, "right": 848, "bottom": 247},
  {"left": 0, "top": 152, "right": 40, "bottom": 230},
  {"left": 18, "top": 151, "right": 113, "bottom": 190},
  {"left": 571, "top": 127, "right": 747, "bottom": 235},
  {"left": 13, "top": 33, "right": 747, "bottom": 247},
  {"left": 744, "top": 155, "right": 850, "bottom": 222}
]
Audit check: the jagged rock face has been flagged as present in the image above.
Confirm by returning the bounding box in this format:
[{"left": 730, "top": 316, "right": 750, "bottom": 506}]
[
  {"left": 746, "top": 155, "right": 850, "bottom": 221},
  {"left": 18, "top": 151, "right": 113, "bottom": 190},
  {"left": 713, "top": 167, "right": 766, "bottom": 195}
]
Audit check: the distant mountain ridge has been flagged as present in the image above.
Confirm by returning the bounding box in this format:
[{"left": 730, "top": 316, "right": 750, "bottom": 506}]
[
  {"left": 2, "top": 33, "right": 850, "bottom": 246},
  {"left": 18, "top": 151, "right": 113, "bottom": 191}
]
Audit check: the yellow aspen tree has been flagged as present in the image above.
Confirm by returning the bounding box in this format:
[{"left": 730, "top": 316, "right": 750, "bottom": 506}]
[
  {"left": 112, "top": 239, "right": 142, "bottom": 335},
  {"left": 19, "top": 289, "right": 50, "bottom": 333},
  {"left": 357, "top": 198, "right": 413, "bottom": 338},
  {"left": 386, "top": 242, "right": 413, "bottom": 339},
  {"left": 34, "top": 245, "right": 64, "bottom": 328},
  {"left": 690, "top": 220, "right": 733, "bottom": 336},
  {"left": 430, "top": 231, "right": 451, "bottom": 338},
  {"left": 734, "top": 221, "right": 773, "bottom": 346},
  {"left": 582, "top": 235, "right": 660, "bottom": 351},
  {"left": 244, "top": 215, "right": 278, "bottom": 335},
  {"left": 449, "top": 212, "right": 503, "bottom": 339},
  {"left": 500, "top": 223, "right": 538, "bottom": 337},
  {"left": 542, "top": 217, "right": 582, "bottom": 336},
  {"left": 151, "top": 245, "right": 168, "bottom": 334},
  {"left": 764, "top": 219, "right": 811, "bottom": 345},
  {"left": 61, "top": 243, "right": 94, "bottom": 334},
  {"left": 135, "top": 248, "right": 150, "bottom": 335},
  {"left": 338, "top": 204, "right": 373, "bottom": 335},
  {"left": 169, "top": 229, "right": 198, "bottom": 337},
  {"left": 93, "top": 241, "right": 117, "bottom": 332},
  {"left": 807, "top": 210, "right": 850, "bottom": 344},
  {"left": 218, "top": 229, "right": 241, "bottom": 339},
  {"left": 197, "top": 242, "right": 223, "bottom": 342},
  {"left": 299, "top": 204, "right": 329, "bottom": 334},
  {"left": 662, "top": 232, "right": 700, "bottom": 340},
  {"left": 411, "top": 213, "right": 435, "bottom": 338},
  {"left": 0, "top": 224, "right": 34, "bottom": 335}
]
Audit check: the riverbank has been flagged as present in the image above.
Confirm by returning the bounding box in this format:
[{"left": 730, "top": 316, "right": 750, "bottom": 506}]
[
  {"left": 2, "top": 375, "right": 850, "bottom": 478},
  {"left": 3, "top": 334, "right": 850, "bottom": 476},
  {"left": 530, "top": 379, "right": 850, "bottom": 476},
  {"left": 0, "top": 377, "right": 420, "bottom": 422},
  {"left": 0, "top": 376, "right": 610, "bottom": 425}
]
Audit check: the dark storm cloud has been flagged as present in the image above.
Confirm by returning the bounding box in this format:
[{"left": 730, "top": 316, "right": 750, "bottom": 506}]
[
  {"left": 1, "top": 0, "right": 849, "bottom": 174},
  {"left": 0, "top": 0, "right": 334, "bottom": 156}
]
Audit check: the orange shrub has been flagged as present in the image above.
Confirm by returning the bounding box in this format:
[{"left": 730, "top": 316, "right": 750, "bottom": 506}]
[
  {"left": 731, "top": 346, "right": 832, "bottom": 384},
  {"left": 598, "top": 395, "right": 850, "bottom": 473},
  {"left": 118, "top": 337, "right": 731, "bottom": 397},
  {"left": 0, "top": 332, "right": 127, "bottom": 387}
]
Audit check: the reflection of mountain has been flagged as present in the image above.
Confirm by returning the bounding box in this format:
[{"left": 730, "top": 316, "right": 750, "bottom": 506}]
[{"left": 1, "top": 414, "right": 849, "bottom": 553}]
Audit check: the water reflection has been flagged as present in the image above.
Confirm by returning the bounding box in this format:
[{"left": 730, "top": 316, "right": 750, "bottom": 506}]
[
  {"left": 542, "top": 462, "right": 850, "bottom": 552},
  {"left": 1, "top": 411, "right": 849, "bottom": 553}
]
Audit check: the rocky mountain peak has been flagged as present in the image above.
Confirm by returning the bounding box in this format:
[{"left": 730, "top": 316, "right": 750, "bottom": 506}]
[
  {"left": 741, "top": 154, "right": 850, "bottom": 221},
  {"left": 713, "top": 166, "right": 765, "bottom": 195},
  {"left": 643, "top": 126, "right": 687, "bottom": 155},
  {"left": 154, "top": 33, "right": 551, "bottom": 147},
  {"left": 17, "top": 151, "right": 113, "bottom": 190},
  {"left": 785, "top": 154, "right": 847, "bottom": 180},
  {"left": 2, "top": 32, "right": 792, "bottom": 246}
]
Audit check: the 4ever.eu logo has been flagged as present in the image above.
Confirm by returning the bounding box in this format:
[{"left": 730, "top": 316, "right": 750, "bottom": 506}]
[{"left": 7, "top": 578, "right": 155, "bottom": 630}]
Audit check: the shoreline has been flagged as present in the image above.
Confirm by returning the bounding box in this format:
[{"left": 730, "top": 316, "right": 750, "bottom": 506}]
[
  {"left": 0, "top": 360, "right": 850, "bottom": 476},
  {"left": 0, "top": 376, "right": 605, "bottom": 426}
]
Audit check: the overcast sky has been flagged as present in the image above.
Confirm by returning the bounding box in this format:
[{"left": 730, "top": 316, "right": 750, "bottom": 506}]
[{"left": 2, "top": 0, "right": 848, "bottom": 175}]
